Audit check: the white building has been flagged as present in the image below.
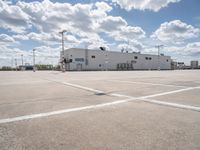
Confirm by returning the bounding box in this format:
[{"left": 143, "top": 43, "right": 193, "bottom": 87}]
[
  {"left": 61, "top": 48, "right": 172, "bottom": 71},
  {"left": 191, "top": 61, "right": 199, "bottom": 69}
]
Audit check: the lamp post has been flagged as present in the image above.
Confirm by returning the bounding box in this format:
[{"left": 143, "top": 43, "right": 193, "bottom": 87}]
[
  {"left": 33, "top": 49, "right": 36, "bottom": 72},
  {"left": 155, "top": 45, "right": 164, "bottom": 70},
  {"left": 21, "top": 54, "right": 23, "bottom": 66},
  {"left": 59, "top": 30, "right": 67, "bottom": 72},
  {"left": 15, "top": 58, "right": 17, "bottom": 71}
]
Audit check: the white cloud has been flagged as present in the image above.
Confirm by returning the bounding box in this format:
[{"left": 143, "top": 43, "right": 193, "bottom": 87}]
[
  {"left": 118, "top": 40, "right": 144, "bottom": 52},
  {"left": 0, "top": 44, "right": 61, "bottom": 67},
  {"left": 185, "top": 42, "right": 200, "bottom": 56},
  {"left": 0, "top": 44, "right": 25, "bottom": 67},
  {"left": 155, "top": 42, "right": 200, "bottom": 56},
  {"left": 112, "top": 0, "right": 181, "bottom": 12},
  {"left": 27, "top": 32, "right": 60, "bottom": 45},
  {"left": 15, "top": 0, "right": 146, "bottom": 49},
  {"left": 98, "top": 15, "right": 145, "bottom": 43},
  {"left": 0, "top": 34, "right": 15, "bottom": 43},
  {"left": 1, "top": 0, "right": 145, "bottom": 46},
  {"left": 17, "top": 0, "right": 95, "bottom": 34},
  {"left": 95, "top": 1, "right": 112, "bottom": 12},
  {"left": 0, "top": 0, "right": 31, "bottom": 33},
  {"left": 13, "top": 34, "right": 29, "bottom": 41},
  {"left": 15, "top": 0, "right": 110, "bottom": 47},
  {"left": 111, "top": 26, "right": 146, "bottom": 41},
  {"left": 99, "top": 16, "right": 127, "bottom": 32},
  {"left": 3, "top": 0, "right": 199, "bottom": 66},
  {"left": 151, "top": 20, "right": 199, "bottom": 44}
]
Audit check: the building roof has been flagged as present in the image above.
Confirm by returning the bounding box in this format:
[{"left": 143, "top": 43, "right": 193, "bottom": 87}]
[{"left": 65, "top": 48, "right": 171, "bottom": 58}]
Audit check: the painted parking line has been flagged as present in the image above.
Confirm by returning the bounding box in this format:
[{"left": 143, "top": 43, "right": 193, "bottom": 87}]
[
  {"left": 45, "top": 79, "right": 105, "bottom": 95},
  {"left": 140, "top": 98, "right": 200, "bottom": 112},
  {"left": 140, "top": 86, "right": 200, "bottom": 99},
  {"left": 0, "top": 80, "right": 52, "bottom": 86},
  {"left": 48, "top": 79, "right": 200, "bottom": 99},
  {"left": 0, "top": 97, "right": 137, "bottom": 124},
  {"left": 108, "top": 80, "right": 188, "bottom": 88},
  {"left": 1, "top": 86, "right": 200, "bottom": 124},
  {"left": 45, "top": 79, "right": 133, "bottom": 98}
]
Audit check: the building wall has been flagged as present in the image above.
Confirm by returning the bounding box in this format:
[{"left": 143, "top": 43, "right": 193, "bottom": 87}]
[
  {"left": 63, "top": 48, "right": 171, "bottom": 71},
  {"left": 191, "top": 61, "right": 199, "bottom": 69}
]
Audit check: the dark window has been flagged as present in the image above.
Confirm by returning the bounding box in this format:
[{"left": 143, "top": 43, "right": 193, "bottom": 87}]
[
  {"left": 134, "top": 56, "right": 138, "bottom": 59},
  {"left": 166, "top": 59, "right": 169, "bottom": 62},
  {"left": 99, "top": 64, "right": 101, "bottom": 67},
  {"left": 69, "top": 59, "right": 72, "bottom": 62},
  {"left": 91, "top": 55, "right": 95, "bottom": 58},
  {"left": 145, "top": 57, "right": 148, "bottom": 60},
  {"left": 75, "top": 58, "right": 84, "bottom": 62},
  {"left": 149, "top": 57, "right": 152, "bottom": 60},
  {"left": 131, "top": 60, "right": 137, "bottom": 64},
  {"left": 64, "top": 58, "right": 67, "bottom": 63}
]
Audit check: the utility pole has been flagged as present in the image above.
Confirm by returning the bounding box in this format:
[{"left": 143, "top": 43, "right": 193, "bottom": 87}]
[
  {"left": 155, "top": 45, "right": 164, "bottom": 70},
  {"left": 33, "top": 49, "right": 36, "bottom": 72},
  {"left": 21, "top": 54, "right": 23, "bottom": 66},
  {"left": 15, "top": 59, "right": 17, "bottom": 71},
  {"left": 59, "top": 30, "right": 67, "bottom": 72}
]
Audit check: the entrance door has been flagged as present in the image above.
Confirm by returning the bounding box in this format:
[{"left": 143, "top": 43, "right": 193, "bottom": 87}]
[
  {"left": 65, "top": 63, "right": 70, "bottom": 71},
  {"left": 76, "top": 63, "right": 82, "bottom": 71}
]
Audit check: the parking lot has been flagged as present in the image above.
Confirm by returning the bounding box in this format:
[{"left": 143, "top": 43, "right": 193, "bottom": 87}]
[{"left": 0, "top": 70, "right": 200, "bottom": 150}]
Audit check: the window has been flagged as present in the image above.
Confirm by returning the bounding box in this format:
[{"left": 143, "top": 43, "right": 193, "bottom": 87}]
[
  {"left": 75, "top": 58, "right": 84, "bottom": 62},
  {"left": 149, "top": 57, "right": 152, "bottom": 60},
  {"left": 99, "top": 64, "right": 102, "bottom": 67},
  {"left": 69, "top": 59, "right": 73, "bottom": 62},
  {"left": 166, "top": 59, "right": 169, "bottom": 62},
  {"left": 134, "top": 56, "right": 138, "bottom": 59},
  {"left": 145, "top": 57, "right": 148, "bottom": 60},
  {"left": 91, "top": 55, "right": 96, "bottom": 58},
  {"left": 131, "top": 60, "right": 137, "bottom": 64}
]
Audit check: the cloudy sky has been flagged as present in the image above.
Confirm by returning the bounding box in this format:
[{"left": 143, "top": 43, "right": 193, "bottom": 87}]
[{"left": 0, "top": 0, "right": 200, "bottom": 66}]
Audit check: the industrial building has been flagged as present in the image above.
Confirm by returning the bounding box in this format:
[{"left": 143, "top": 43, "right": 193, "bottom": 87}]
[
  {"left": 190, "top": 60, "right": 199, "bottom": 69},
  {"left": 61, "top": 48, "right": 172, "bottom": 71}
]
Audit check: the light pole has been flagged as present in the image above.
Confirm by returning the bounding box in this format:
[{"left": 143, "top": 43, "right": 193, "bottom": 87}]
[
  {"left": 33, "top": 49, "right": 36, "bottom": 72},
  {"left": 21, "top": 54, "right": 23, "bottom": 66},
  {"left": 155, "top": 45, "right": 164, "bottom": 70},
  {"left": 15, "top": 59, "right": 17, "bottom": 71},
  {"left": 59, "top": 30, "right": 67, "bottom": 72}
]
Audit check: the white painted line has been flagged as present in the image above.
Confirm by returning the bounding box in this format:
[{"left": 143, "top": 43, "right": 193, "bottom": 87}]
[
  {"left": 61, "top": 82, "right": 104, "bottom": 94},
  {"left": 46, "top": 79, "right": 133, "bottom": 98},
  {"left": 109, "top": 80, "right": 188, "bottom": 88},
  {"left": 46, "top": 79, "right": 105, "bottom": 95},
  {"left": 53, "top": 79, "right": 200, "bottom": 99},
  {"left": 1, "top": 80, "right": 199, "bottom": 124},
  {"left": 0, "top": 97, "right": 137, "bottom": 124},
  {"left": 59, "top": 81, "right": 134, "bottom": 98},
  {"left": 44, "top": 78, "right": 200, "bottom": 104},
  {"left": 0, "top": 80, "right": 52, "bottom": 86},
  {"left": 141, "top": 86, "right": 200, "bottom": 99},
  {"left": 140, "top": 98, "right": 200, "bottom": 112},
  {"left": 110, "top": 93, "right": 132, "bottom": 98}
]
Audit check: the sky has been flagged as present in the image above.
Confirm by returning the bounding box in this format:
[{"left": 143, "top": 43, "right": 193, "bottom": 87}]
[{"left": 0, "top": 0, "right": 200, "bottom": 67}]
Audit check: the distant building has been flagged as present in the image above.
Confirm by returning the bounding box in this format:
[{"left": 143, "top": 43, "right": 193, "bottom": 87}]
[
  {"left": 171, "top": 61, "right": 178, "bottom": 70},
  {"left": 61, "top": 48, "right": 172, "bottom": 71},
  {"left": 191, "top": 61, "right": 199, "bottom": 69},
  {"left": 19, "top": 65, "right": 33, "bottom": 71},
  {"left": 177, "top": 62, "right": 185, "bottom": 69}
]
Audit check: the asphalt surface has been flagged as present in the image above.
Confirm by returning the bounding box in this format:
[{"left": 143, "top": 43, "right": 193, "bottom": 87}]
[{"left": 0, "top": 70, "right": 200, "bottom": 150}]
